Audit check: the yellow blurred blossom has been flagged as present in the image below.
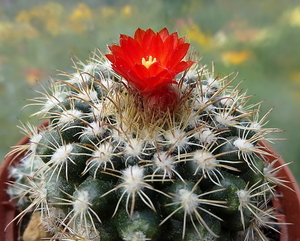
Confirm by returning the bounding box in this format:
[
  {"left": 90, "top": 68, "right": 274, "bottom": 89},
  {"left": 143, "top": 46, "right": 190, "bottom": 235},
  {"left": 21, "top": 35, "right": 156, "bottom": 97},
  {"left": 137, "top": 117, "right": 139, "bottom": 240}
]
[
  {"left": 289, "top": 71, "right": 300, "bottom": 101},
  {"left": 15, "top": 10, "right": 31, "bottom": 23},
  {"left": 221, "top": 50, "right": 251, "bottom": 66},
  {"left": 46, "top": 18, "right": 61, "bottom": 36},
  {"left": 43, "top": 2, "right": 63, "bottom": 35},
  {"left": 70, "top": 3, "right": 92, "bottom": 21},
  {"left": 0, "top": 22, "right": 14, "bottom": 41},
  {"left": 121, "top": 5, "right": 133, "bottom": 18},
  {"left": 287, "top": 6, "right": 300, "bottom": 26},
  {"left": 0, "top": 21, "right": 38, "bottom": 43},
  {"left": 69, "top": 3, "right": 92, "bottom": 33},
  {"left": 178, "top": 21, "right": 212, "bottom": 49},
  {"left": 290, "top": 71, "right": 300, "bottom": 84},
  {"left": 15, "top": 2, "right": 63, "bottom": 36}
]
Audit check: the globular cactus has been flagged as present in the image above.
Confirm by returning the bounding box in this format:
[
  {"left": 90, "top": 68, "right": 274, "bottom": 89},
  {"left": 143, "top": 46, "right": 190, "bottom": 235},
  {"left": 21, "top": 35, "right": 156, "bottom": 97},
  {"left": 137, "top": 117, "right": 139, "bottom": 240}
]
[{"left": 8, "top": 28, "right": 285, "bottom": 241}]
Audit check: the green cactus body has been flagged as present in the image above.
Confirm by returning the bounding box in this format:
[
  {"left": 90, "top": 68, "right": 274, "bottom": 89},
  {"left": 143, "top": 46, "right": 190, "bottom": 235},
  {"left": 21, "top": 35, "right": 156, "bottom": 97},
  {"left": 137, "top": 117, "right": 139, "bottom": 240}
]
[{"left": 7, "top": 28, "right": 284, "bottom": 241}]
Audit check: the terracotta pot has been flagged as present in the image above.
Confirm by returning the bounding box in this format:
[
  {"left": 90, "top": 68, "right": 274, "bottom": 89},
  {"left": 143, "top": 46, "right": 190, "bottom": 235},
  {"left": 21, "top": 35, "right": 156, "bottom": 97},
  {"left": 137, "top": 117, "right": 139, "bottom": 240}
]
[
  {"left": 0, "top": 134, "right": 28, "bottom": 241},
  {"left": 1, "top": 136, "right": 300, "bottom": 240},
  {"left": 259, "top": 141, "right": 300, "bottom": 241}
]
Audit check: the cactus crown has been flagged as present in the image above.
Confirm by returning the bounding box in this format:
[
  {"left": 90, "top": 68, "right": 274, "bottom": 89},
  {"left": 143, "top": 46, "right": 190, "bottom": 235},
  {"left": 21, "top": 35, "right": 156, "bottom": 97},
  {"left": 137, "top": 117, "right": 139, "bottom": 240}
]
[{"left": 8, "top": 28, "right": 285, "bottom": 241}]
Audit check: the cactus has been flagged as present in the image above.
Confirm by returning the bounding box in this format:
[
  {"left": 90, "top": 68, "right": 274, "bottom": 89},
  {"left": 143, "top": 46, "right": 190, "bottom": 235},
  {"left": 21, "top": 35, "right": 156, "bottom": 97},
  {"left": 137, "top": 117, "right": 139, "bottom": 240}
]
[{"left": 7, "top": 28, "right": 286, "bottom": 241}]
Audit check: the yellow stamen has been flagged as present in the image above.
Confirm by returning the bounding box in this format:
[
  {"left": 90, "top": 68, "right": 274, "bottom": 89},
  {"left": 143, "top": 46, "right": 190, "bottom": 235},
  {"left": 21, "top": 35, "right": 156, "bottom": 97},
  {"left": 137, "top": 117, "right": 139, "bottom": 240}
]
[{"left": 142, "top": 56, "right": 157, "bottom": 69}]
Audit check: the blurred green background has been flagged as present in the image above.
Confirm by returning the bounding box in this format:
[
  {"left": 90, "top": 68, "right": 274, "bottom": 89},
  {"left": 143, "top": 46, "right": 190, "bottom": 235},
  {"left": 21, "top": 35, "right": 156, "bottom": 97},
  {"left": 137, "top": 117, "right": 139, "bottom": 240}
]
[{"left": 1, "top": 0, "right": 300, "bottom": 183}]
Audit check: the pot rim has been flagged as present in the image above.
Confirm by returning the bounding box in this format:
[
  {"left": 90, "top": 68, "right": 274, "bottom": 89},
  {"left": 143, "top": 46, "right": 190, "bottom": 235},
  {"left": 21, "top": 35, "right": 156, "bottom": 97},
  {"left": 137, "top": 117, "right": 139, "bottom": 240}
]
[{"left": 259, "top": 141, "right": 300, "bottom": 241}]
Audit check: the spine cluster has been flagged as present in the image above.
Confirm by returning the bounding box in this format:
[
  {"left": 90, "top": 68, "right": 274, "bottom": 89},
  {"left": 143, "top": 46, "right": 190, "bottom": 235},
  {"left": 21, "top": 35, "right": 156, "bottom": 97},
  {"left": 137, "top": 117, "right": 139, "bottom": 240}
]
[{"left": 8, "top": 51, "right": 284, "bottom": 241}]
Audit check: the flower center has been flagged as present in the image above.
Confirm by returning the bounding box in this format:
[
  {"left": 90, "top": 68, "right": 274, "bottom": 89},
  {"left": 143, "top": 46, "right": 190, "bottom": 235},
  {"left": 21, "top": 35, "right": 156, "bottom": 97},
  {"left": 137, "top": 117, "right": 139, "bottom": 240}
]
[{"left": 141, "top": 56, "right": 157, "bottom": 69}]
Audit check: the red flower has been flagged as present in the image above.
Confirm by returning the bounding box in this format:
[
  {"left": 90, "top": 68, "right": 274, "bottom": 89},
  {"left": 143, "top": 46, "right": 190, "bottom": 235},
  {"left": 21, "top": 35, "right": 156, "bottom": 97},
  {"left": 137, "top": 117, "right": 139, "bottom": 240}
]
[{"left": 105, "top": 28, "right": 194, "bottom": 94}]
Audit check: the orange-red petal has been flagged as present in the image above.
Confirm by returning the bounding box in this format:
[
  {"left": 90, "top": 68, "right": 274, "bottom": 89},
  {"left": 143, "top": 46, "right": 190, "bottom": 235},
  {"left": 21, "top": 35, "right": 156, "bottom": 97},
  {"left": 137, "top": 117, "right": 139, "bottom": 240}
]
[{"left": 105, "top": 28, "right": 194, "bottom": 93}]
